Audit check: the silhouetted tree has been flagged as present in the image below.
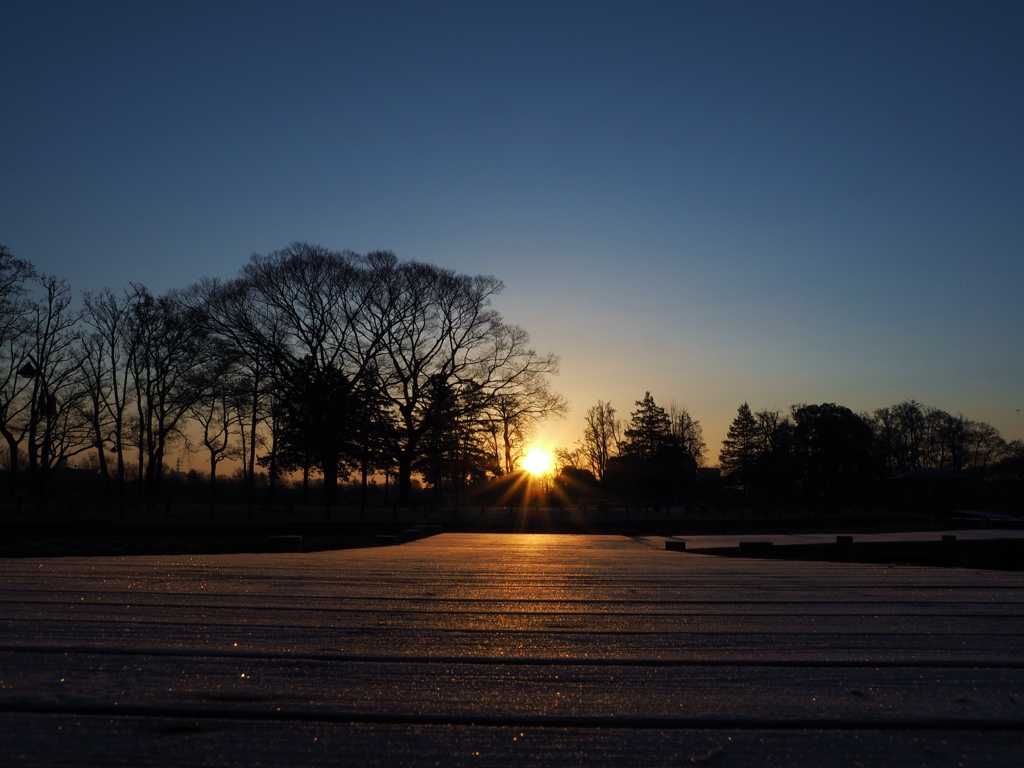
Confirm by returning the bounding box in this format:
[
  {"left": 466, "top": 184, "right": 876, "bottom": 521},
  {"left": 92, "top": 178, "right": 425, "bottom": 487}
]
[
  {"left": 191, "top": 276, "right": 281, "bottom": 509},
  {"left": 486, "top": 373, "right": 568, "bottom": 474},
  {"left": 581, "top": 400, "right": 621, "bottom": 481},
  {"left": 187, "top": 342, "right": 244, "bottom": 510},
  {"left": 414, "top": 375, "right": 494, "bottom": 500},
  {"left": 273, "top": 358, "right": 355, "bottom": 505},
  {"left": 621, "top": 392, "right": 672, "bottom": 460},
  {"left": 790, "top": 403, "right": 876, "bottom": 509},
  {"left": 379, "top": 262, "right": 558, "bottom": 504},
  {"left": 606, "top": 393, "right": 697, "bottom": 504},
  {"left": 25, "top": 274, "right": 85, "bottom": 498},
  {"left": 752, "top": 408, "right": 793, "bottom": 506},
  {"left": 348, "top": 371, "right": 400, "bottom": 511},
  {"left": 78, "top": 288, "right": 137, "bottom": 508},
  {"left": 964, "top": 419, "right": 1004, "bottom": 475},
  {"left": 0, "top": 246, "right": 36, "bottom": 497},
  {"left": 992, "top": 440, "right": 1024, "bottom": 510},
  {"left": 871, "top": 400, "right": 1004, "bottom": 479},
  {"left": 126, "top": 285, "right": 209, "bottom": 502},
  {"left": 718, "top": 403, "right": 759, "bottom": 492},
  {"left": 872, "top": 400, "right": 929, "bottom": 475},
  {"left": 237, "top": 244, "right": 395, "bottom": 504},
  {"left": 668, "top": 402, "right": 706, "bottom": 467},
  {"left": 555, "top": 444, "right": 586, "bottom": 472}
]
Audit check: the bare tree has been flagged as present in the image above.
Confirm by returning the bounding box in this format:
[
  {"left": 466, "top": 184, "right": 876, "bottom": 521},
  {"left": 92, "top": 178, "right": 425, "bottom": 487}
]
[
  {"left": 872, "top": 400, "right": 929, "bottom": 474},
  {"left": 187, "top": 343, "right": 243, "bottom": 512},
  {"left": 78, "top": 288, "right": 137, "bottom": 508},
  {"left": 554, "top": 444, "right": 585, "bottom": 473},
  {"left": 233, "top": 244, "right": 395, "bottom": 504},
  {"left": 190, "top": 276, "right": 281, "bottom": 508},
  {"left": 379, "top": 261, "right": 561, "bottom": 503},
  {"left": 965, "top": 420, "right": 1005, "bottom": 475},
  {"left": 126, "top": 285, "right": 209, "bottom": 502},
  {"left": 668, "top": 401, "right": 706, "bottom": 467},
  {"left": 25, "top": 274, "right": 83, "bottom": 498},
  {"left": 486, "top": 363, "right": 568, "bottom": 474},
  {"left": 872, "top": 400, "right": 1005, "bottom": 477},
  {"left": 581, "top": 400, "right": 621, "bottom": 481},
  {"left": 0, "top": 246, "right": 36, "bottom": 497}
]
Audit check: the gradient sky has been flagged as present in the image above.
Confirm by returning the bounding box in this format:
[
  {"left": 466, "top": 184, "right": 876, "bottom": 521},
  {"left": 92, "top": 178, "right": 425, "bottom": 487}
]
[{"left": 3, "top": 0, "right": 1023, "bottom": 463}]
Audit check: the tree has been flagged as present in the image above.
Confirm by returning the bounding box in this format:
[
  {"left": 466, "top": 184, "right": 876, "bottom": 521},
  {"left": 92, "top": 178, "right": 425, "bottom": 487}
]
[
  {"left": 554, "top": 444, "right": 585, "bottom": 472},
  {"left": 621, "top": 392, "right": 673, "bottom": 460},
  {"left": 608, "top": 393, "right": 699, "bottom": 504},
  {"left": 25, "top": 274, "right": 86, "bottom": 498},
  {"left": 718, "top": 403, "right": 759, "bottom": 491},
  {"left": 414, "top": 374, "right": 493, "bottom": 500},
  {"left": 190, "top": 276, "right": 281, "bottom": 509},
  {"left": 379, "top": 262, "right": 559, "bottom": 504},
  {"left": 752, "top": 408, "right": 793, "bottom": 505},
  {"left": 964, "top": 419, "right": 1004, "bottom": 475},
  {"left": 872, "top": 400, "right": 929, "bottom": 475},
  {"left": 126, "top": 285, "right": 210, "bottom": 502},
  {"left": 668, "top": 402, "right": 706, "bottom": 467},
  {"left": 78, "top": 288, "right": 137, "bottom": 508},
  {"left": 187, "top": 342, "right": 243, "bottom": 511},
  {"left": 486, "top": 373, "right": 568, "bottom": 474},
  {"left": 272, "top": 357, "right": 358, "bottom": 505},
  {"left": 0, "top": 246, "right": 36, "bottom": 497},
  {"left": 581, "top": 400, "right": 621, "bottom": 481},
  {"left": 871, "top": 400, "right": 1005, "bottom": 478},
  {"left": 236, "top": 244, "right": 395, "bottom": 505},
  {"left": 347, "top": 370, "right": 401, "bottom": 511},
  {"left": 790, "top": 403, "right": 877, "bottom": 509}
]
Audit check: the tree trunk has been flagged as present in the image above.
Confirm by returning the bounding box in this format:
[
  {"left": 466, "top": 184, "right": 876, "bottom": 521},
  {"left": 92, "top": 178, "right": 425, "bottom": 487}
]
[
  {"left": 27, "top": 408, "right": 39, "bottom": 499},
  {"left": 321, "top": 452, "right": 339, "bottom": 505},
  {"left": 209, "top": 451, "right": 218, "bottom": 511},
  {"left": 397, "top": 451, "right": 414, "bottom": 506},
  {"left": 1, "top": 430, "right": 19, "bottom": 499},
  {"left": 360, "top": 454, "right": 369, "bottom": 513},
  {"left": 503, "top": 420, "right": 513, "bottom": 474},
  {"left": 247, "top": 388, "right": 259, "bottom": 509},
  {"left": 115, "top": 441, "right": 126, "bottom": 515},
  {"left": 86, "top": 395, "right": 112, "bottom": 496}
]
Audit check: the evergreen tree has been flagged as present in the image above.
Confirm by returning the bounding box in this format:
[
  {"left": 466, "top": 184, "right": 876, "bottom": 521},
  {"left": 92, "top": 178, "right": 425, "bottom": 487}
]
[
  {"left": 415, "top": 376, "right": 493, "bottom": 500},
  {"left": 273, "top": 358, "right": 353, "bottom": 505},
  {"left": 348, "top": 372, "right": 401, "bottom": 511},
  {"left": 718, "top": 402, "right": 759, "bottom": 490},
  {"left": 621, "top": 392, "right": 672, "bottom": 460}
]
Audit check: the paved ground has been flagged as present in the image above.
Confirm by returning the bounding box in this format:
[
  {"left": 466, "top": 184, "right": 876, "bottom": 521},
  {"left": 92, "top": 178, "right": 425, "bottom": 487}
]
[{"left": 2, "top": 532, "right": 1023, "bottom": 766}]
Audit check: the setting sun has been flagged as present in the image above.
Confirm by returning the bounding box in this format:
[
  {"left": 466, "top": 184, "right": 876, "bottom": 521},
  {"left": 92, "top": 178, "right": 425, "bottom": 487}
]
[{"left": 522, "top": 448, "right": 553, "bottom": 477}]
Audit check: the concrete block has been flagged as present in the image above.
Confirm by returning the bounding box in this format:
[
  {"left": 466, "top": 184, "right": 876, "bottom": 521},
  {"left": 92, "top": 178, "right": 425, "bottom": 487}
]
[{"left": 739, "top": 541, "right": 774, "bottom": 556}]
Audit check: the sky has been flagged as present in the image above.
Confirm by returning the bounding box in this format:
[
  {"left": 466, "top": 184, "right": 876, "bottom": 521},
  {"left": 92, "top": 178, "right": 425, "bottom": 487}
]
[{"left": 2, "top": 0, "right": 1023, "bottom": 463}]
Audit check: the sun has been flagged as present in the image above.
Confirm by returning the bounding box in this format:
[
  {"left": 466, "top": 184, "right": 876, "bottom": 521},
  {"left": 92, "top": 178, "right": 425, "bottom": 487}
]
[{"left": 522, "top": 447, "right": 553, "bottom": 477}]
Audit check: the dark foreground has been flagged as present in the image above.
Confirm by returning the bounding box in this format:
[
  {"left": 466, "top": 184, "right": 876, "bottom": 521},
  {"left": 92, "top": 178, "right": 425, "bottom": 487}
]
[{"left": 2, "top": 533, "right": 1023, "bottom": 766}]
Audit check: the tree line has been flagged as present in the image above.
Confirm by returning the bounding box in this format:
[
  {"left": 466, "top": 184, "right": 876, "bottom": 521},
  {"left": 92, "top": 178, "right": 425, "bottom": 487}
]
[
  {"left": 0, "top": 243, "right": 567, "bottom": 509},
  {"left": 718, "top": 400, "right": 1019, "bottom": 510},
  {"left": 5, "top": 238, "right": 1020, "bottom": 513},
  {"left": 559, "top": 394, "right": 1022, "bottom": 511}
]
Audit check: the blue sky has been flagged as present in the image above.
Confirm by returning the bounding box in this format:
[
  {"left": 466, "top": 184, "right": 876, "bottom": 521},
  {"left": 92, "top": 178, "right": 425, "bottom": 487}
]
[{"left": 2, "top": 0, "right": 1022, "bottom": 458}]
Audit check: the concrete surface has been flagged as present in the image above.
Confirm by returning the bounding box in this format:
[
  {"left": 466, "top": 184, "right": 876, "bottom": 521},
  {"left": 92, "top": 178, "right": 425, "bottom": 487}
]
[{"left": 2, "top": 533, "right": 1022, "bottom": 765}]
